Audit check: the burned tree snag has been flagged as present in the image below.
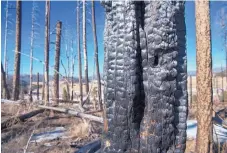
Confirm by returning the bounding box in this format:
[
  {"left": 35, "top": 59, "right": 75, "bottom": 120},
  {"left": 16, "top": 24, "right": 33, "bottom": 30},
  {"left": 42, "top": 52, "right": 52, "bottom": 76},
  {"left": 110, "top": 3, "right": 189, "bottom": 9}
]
[
  {"left": 195, "top": 1, "right": 213, "bottom": 153},
  {"left": 13, "top": 0, "right": 22, "bottom": 101},
  {"left": 92, "top": 1, "right": 102, "bottom": 110},
  {"left": 44, "top": 0, "right": 50, "bottom": 104},
  {"left": 1, "top": 63, "right": 10, "bottom": 99},
  {"left": 101, "top": 1, "right": 187, "bottom": 152},
  {"left": 37, "top": 72, "right": 39, "bottom": 100},
  {"left": 77, "top": 2, "right": 83, "bottom": 106},
  {"left": 53, "top": 21, "right": 62, "bottom": 103}
]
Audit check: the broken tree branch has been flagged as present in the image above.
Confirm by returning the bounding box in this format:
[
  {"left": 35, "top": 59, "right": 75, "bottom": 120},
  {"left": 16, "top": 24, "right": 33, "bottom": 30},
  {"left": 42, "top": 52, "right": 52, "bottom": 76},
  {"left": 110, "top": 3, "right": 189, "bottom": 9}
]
[{"left": 38, "top": 105, "right": 103, "bottom": 123}]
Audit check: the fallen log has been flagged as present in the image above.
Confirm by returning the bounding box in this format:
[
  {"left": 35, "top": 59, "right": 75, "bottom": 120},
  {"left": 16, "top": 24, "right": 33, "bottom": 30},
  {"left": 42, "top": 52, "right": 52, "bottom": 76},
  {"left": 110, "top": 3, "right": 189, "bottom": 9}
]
[
  {"left": 38, "top": 105, "right": 103, "bottom": 123},
  {"left": 75, "top": 139, "right": 101, "bottom": 153},
  {"left": 50, "top": 99, "right": 80, "bottom": 103},
  {"left": 1, "top": 109, "right": 45, "bottom": 130}
]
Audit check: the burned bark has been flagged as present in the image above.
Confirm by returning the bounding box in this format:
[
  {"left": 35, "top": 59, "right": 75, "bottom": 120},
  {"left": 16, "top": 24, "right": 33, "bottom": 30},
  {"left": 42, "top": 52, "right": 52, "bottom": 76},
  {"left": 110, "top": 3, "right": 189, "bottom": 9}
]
[
  {"left": 13, "top": 0, "right": 22, "bottom": 101},
  {"left": 195, "top": 1, "right": 213, "bottom": 153},
  {"left": 53, "top": 21, "right": 62, "bottom": 102},
  {"left": 101, "top": 1, "right": 187, "bottom": 152}
]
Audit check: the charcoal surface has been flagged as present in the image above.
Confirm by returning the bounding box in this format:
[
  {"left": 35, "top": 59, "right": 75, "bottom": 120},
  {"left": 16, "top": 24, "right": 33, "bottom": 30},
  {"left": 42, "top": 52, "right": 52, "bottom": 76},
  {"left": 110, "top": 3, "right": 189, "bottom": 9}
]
[{"left": 101, "top": 1, "right": 187, "bottom": 153}]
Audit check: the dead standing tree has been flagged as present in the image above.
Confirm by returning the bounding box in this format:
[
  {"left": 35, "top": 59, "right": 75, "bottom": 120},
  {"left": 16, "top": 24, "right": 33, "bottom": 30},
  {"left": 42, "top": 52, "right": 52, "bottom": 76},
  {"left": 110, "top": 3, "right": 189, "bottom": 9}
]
[
  {"left": 195, "top": 1, "right": 213, "bottom": 153},
  {"left": 77, "top": 1, "right": 83, "bottom": 106},
  {"left": 83, "top": 0, "right": 89, "bottom": 97},
  {"left": 29, "top": 1, "right": 38, "bottom": 102},
  {"left": 92, "top": 1, "right": 102, "bottom": 110},
  {"left": 44, "top": 0, "right": 50, "bottom": 104},
  {"left": 37, "top": 72, "right": 39, "bottom": 100},
  {"left": 1, "top": 63, "right": 10, "bottom": 99},
  {"left": 13, "top": 0, "right": 22, "bottom": 101},
  {"left": 53, "top": 21, "right": 62, "bottom": 103}
]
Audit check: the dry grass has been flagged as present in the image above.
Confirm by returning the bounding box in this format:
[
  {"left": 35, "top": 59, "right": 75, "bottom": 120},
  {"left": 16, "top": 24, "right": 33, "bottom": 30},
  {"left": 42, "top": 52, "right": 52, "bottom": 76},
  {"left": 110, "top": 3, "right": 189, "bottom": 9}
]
[{"left": 67, "top": 119, "right": 90, "bottom": 139}]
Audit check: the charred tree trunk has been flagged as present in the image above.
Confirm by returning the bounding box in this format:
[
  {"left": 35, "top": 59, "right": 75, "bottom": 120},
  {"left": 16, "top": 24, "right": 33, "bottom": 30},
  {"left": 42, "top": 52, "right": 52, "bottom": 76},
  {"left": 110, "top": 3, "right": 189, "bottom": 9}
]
[
  {"left": 13, "top": 0, "right": 22, "bottom": 101},
  {"left": 53, "top": 21, "right": 62, "bottom": 103},
  {"left": 1, "top": 63, "right": 10, "bottom": 99},
  {"left": 29, "top": 1, "right": 36, "bottom": 102},
  {"left": 92, "top": 1, "right": 102, "bottom": 110},
  {"left": 195, "top": 1, "right": 213, "bottom": 153},
  {"left": 37, "top": 72, "right": 39, "bottom": 100},
  {"left": 101, "top": 1, "right": 187, "bottom": 152},
  {"left": 83, "top": 0, "right": 89, "bottom": 96},
  {"left": 44, "top": 0, "right": 50, "bottom": 104},
  {"left": 77, "top": 2, "right": 83, "bottom": 106}
]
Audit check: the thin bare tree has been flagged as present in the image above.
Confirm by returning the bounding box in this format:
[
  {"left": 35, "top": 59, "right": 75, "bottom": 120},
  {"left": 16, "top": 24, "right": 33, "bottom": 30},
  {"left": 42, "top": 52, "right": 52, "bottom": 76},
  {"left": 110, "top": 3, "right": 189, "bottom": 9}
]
[
  {"left": 189, "top": 75, "right": 192, "bottom": 107},
  {"left": 221, "top": 64, "right": 224, "bottom": 102},
  {"left": 77, "top": 1, "right": 83, "bottom": 106},
  {"left": 217, "top": 7, "right": 227, "bottom": 84},
  {"left": 83, "top": 0, "right": 89, "bottom": 96},
  {"left": 42, "top": 66, "right": 45, "bottom": 100},
  {"left": 37, "top": 72, "right": 39, "bottom": 100},
  {"left": 195, "top": 1, "right": 213, "bottom": 153},
  {"left": 92, "top": 0, "right": 102, "bottom": 110},
  {"left": 53, "top": 21, "right": 62, "bottom": 103},
  {"left": 1, "top": 63, "right": 10, "bottom": 99},
  {"left": 3, "top": 0, "right": 9, "bottom": 79},
  {"left": 71, "top": 40, "right": 76, "bottom": 101},
  {"left": 12, "top": 0, "right": 22, "bottom": 101},
  {"left": 29, "top": 1, "right": 38, "bottom": 102},
  {"left": 44, "top": 0, "right": 50, "bottom": 104}
]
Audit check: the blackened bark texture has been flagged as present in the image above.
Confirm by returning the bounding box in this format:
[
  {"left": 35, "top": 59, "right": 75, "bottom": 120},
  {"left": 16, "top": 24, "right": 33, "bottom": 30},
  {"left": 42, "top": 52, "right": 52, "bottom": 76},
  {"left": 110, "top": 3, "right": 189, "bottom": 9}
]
[
  {"left": 53, "top": 21, "right": 62, "bottom": 102},
  {"left": 195, "top": 1, "right": 213, "bottom": 153},
  {"left": 101, "top": 1, "right": 187, "bottom": 153},
  {"left": 13, "top": 0, "right": 22, "bottom": 101}
]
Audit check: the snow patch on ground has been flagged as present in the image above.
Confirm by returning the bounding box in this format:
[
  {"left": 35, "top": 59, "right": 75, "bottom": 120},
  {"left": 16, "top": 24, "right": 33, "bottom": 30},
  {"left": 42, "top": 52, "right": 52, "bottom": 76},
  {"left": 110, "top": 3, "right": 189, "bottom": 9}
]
[
  {"left": 30, "top": 127, "right": 68, "bottom": 143},
  {"left": 187, "top": 120, "right": 227, "bottom": 143}
]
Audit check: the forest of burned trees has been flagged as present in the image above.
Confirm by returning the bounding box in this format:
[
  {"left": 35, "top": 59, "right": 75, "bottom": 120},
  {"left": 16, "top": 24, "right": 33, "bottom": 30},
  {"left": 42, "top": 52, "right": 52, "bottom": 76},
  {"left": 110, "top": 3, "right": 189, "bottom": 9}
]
[{"left": 1, "top": 1, "right": 227, "bottom": 153}]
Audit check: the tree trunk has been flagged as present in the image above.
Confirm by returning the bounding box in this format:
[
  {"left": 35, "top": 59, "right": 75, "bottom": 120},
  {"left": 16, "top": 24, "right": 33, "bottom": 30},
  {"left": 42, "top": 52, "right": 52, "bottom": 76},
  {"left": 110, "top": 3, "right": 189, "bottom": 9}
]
[
  {"left": 42, "top": 67, "right": 45, "bottom": 101},
  {"left": 4, "top": 0, "right": 9, "bottom": 79},
  {"left": 92, "top": 1, "right": 102, "bottom": 110},
  {"left": 13, "top": 0, "right": 22, "bottom": 101},
  {"left": 195, "top": 1, "right": 213, "bottom": 153},
  {"left": 71, "top": 40, "right": 75, "bottom": 101},
  {"left": 29, "top": 1, "right": 36, "bottom": 102},
  {"left": 190, "top": 75, "right": 193, "bottom": 107},
  {"left": 221, "top": 65, "right": 224, "bottom": 102},
  {"left": 1, "top": 63, "right": 10, "bottom": 99},
  {"left": 44, "top": 0, "right": 50, "bottom": 104},
  {"left": 101, "top": 2, "right": 187, "bottom": 152},
  {"left": 37, "top": 72, "right": 39, "bottom": 100},
  {"left": 83, "top": 0, "right": 89, "bottom": 96},
  {"left": 53, "top": 21, "right": 62, "bottom": 103},
  {"left": 77, "top": 2, "right": 83, "bottom": 106}
]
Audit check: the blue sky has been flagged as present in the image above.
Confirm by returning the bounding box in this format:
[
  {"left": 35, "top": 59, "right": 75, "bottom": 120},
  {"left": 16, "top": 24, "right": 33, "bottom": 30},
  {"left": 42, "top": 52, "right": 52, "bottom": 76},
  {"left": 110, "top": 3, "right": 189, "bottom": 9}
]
[{"left": 1, "top": 1, "right": 227, "bottom": 77}]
